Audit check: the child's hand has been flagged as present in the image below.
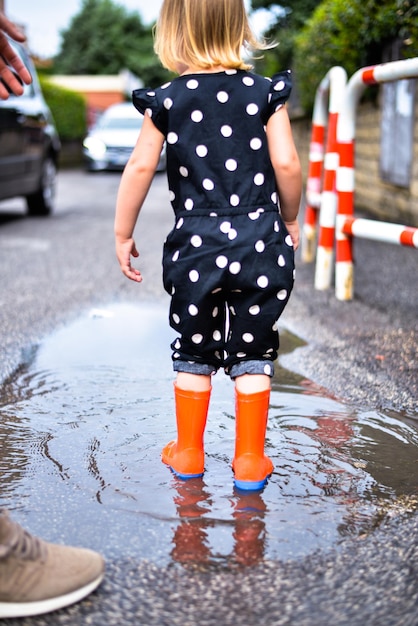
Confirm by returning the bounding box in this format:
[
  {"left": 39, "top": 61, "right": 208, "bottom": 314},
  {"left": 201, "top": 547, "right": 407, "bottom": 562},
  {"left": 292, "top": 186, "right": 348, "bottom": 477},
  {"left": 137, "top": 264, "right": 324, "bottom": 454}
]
[
  {"left": 115, "top": 237, "right": 142, "bottom": 282},
  {"left": 284, "top": 220, "right": 300, "bottom": 251}
]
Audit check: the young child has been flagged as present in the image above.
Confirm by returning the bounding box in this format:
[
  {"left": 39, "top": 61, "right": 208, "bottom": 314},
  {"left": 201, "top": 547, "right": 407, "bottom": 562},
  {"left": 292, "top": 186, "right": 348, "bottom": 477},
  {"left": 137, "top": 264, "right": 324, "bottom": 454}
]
[{"left": 114, "top": 0, "right": 302, "bottom": 491}]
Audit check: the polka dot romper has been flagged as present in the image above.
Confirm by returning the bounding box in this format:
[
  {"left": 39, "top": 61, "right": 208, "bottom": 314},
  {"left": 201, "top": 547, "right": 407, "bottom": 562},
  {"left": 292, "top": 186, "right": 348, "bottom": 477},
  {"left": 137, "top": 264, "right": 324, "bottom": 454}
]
[{"left": 133, "top": 69, "right": 295, "bottom": 379}]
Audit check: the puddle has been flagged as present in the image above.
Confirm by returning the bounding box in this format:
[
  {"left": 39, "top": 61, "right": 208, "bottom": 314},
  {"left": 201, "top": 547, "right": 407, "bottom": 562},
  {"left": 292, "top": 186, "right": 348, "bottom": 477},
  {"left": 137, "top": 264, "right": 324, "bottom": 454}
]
[{"left": 0, "top": 303, "right": 417, "bottom": 568}]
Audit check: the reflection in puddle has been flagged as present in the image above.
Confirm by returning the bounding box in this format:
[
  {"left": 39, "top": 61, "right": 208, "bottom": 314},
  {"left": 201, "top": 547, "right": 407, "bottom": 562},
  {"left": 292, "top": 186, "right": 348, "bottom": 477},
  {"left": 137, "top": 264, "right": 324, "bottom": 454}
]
[{"left": 0, "top": 303, "right": 417, "bottom": 568}]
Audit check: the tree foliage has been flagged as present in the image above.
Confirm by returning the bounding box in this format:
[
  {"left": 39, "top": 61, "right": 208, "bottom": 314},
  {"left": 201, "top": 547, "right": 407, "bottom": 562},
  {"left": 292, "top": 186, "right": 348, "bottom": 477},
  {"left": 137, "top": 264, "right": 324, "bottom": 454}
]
[
  {"left": 252, "top": 0, "right": 322, "bottom": 76},
  {"left": 39, "top": 77, "right": 87, "bottom": 140},
  {"left": 293, "top": 0, "right": 418, "bottom": 111},
  {"left": 252, "top": 0, "right": 322, "bottom": 29},
  {"left": 53, "top": 0, "right": 170, "bottom": 86}
]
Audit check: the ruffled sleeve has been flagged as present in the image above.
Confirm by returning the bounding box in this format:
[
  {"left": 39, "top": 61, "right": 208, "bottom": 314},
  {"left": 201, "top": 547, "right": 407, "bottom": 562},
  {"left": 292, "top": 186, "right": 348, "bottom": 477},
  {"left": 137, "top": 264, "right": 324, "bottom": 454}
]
[
  {"left": 132, "top": 87, "right": 168, "bottom": 136},
  {"left": 262, "top": 70, "right": 293, "bottom": 124}
]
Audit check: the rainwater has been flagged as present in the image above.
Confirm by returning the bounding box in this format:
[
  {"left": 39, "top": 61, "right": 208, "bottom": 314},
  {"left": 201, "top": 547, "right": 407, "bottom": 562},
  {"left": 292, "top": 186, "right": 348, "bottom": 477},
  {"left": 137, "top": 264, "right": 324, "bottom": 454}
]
[{"left": 1, "top": 303, "right": 417, "bottom": 568}]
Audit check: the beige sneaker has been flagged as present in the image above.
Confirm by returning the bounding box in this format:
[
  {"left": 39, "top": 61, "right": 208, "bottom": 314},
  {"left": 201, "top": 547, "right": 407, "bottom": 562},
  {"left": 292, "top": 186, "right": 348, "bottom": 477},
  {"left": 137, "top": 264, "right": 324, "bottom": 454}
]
[{"left": 0, "top": 510, "right": 105, "bottom": 618}]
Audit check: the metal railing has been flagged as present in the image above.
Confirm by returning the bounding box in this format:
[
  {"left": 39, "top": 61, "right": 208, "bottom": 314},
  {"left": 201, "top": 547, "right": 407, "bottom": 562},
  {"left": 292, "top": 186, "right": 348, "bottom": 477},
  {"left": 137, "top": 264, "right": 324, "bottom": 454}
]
[{"left": 302, "top": 57, "right": 418, "bottom": 301}]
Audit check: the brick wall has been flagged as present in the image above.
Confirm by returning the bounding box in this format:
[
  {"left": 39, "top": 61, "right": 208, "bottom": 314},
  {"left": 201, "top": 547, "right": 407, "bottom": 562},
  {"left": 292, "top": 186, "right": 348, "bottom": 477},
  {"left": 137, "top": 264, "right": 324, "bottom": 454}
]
[{"left": 291, "top": 83, "right": 418, "bottom": 228}]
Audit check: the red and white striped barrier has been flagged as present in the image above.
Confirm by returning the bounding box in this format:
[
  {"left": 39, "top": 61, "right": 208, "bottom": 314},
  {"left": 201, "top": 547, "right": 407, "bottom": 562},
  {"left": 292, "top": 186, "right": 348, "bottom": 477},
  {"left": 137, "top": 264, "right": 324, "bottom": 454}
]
[
  {"left": 337, "top": 216, "right": 418, "bottom": 248},
  {"left": 302, "top": 66, "right": 347, "bottom": 264},
  {"left": 314, "top": 66, "right": 347, "bottom": 289},
  {"left": 302, "top": 124, "right": 324, "bottom": 263},
  {"left": 337, "top": 215, "right": 418, "bottom": 248},
  {"left": 334, "top": 57, "right": 418, "bottom": 301}
]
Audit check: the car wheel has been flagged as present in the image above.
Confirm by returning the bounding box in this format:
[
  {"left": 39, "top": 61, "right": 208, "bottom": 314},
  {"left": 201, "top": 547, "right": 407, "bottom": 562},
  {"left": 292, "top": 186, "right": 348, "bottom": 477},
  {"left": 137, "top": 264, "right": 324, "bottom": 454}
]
[{"left": 26, "top": 155, "right": 57, "bottom": 216}]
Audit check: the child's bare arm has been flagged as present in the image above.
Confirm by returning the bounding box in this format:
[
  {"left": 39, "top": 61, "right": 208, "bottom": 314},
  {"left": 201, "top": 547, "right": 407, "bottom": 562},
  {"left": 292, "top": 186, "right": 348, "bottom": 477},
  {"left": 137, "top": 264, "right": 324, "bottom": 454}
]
[
  {"left": 266, "top": 106, "right": 302, "bottom": 249},
  {"left": 115, "top": 113, "right": 165, "bottom": 282}
]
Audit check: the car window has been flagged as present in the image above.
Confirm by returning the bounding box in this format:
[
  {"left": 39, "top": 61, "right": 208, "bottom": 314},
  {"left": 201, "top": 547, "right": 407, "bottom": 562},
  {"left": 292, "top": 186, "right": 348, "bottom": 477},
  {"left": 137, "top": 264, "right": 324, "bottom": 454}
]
[{"left": 97, "top": 117, "right": 143, "bottom": 130}]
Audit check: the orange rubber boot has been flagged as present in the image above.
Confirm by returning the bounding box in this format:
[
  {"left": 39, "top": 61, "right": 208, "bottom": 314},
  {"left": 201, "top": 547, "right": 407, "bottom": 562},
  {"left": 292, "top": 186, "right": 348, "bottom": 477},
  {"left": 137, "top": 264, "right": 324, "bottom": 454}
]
[
  {"left": 232, "top": 388, "right": 274, "bottom": 491},
  {"left": 162, "top": 384, "right": 211, "bottom": 479}
]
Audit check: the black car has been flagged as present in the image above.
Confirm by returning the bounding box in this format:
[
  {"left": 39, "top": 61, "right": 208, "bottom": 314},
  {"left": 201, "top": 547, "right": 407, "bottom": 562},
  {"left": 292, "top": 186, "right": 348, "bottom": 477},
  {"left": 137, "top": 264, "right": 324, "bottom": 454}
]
[{"left": 0, "top": 41, "right": 60, "bottom": 216}]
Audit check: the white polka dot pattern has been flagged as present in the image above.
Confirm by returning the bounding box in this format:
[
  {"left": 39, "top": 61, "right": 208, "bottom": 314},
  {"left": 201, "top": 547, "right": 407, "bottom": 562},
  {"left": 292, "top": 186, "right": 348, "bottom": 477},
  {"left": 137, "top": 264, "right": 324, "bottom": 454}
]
[
  {"left": 133, "top": 70, "right": 294, "bottom": 375},
  {"left": 191, "top": 110, "right": 203, "bottom": 122},
  {"left": 133, "top": 70, "right": 292, "bottom": 216},
  {"left": 221, "top": 125, "right": 233, "bottom": 137}
]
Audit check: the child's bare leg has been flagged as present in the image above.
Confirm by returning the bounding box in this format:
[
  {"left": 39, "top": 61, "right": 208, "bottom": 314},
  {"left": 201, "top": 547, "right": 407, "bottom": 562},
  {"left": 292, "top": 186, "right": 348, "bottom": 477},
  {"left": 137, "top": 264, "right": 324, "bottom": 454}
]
[
  {"left": 234, "top": 373, "right": 270, "bottom": 394},
  {"left": 176, "top": 372, "right": 212, "bottom": 391}
]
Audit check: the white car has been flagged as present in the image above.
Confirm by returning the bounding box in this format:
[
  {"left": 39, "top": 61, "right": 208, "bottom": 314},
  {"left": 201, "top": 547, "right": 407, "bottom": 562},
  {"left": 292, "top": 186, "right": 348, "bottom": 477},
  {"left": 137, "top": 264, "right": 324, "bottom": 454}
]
[{"left": 83, "top": 102, "right": 166, "bottom": 172}]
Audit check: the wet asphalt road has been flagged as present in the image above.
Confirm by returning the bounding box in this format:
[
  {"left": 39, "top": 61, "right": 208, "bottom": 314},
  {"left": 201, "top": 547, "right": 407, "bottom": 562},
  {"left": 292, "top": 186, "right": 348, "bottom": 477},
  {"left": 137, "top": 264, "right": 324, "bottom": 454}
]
[{"left": 0, "top": 169, "right": 417, "bottom": 625}]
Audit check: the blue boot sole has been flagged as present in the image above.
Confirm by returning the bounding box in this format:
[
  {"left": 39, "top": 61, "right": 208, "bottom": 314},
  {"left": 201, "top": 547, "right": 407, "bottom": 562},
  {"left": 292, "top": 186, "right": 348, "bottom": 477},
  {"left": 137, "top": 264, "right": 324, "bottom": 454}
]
[
  {"left": 234, "top": 477, "right": 267, "bottom": 491},
  {"left": 170, "top": 466, "right": 204, "bottom": 480}
]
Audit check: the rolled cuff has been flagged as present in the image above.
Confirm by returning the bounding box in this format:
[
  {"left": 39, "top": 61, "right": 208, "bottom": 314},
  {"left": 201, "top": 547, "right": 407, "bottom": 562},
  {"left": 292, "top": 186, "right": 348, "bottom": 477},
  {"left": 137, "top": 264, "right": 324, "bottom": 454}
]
[
  {"left": 228, "top": 360, "right": 275, "bottom": 380},
  {"left": 173, "top": 361, "right": 218, "bottom": 376}
]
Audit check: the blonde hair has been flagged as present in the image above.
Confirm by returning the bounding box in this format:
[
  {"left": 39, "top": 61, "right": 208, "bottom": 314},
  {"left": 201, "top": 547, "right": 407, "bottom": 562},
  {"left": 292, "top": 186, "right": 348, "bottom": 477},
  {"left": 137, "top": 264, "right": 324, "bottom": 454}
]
[{"left": 154, "top": 0, "right": 271, "bottom": 72}]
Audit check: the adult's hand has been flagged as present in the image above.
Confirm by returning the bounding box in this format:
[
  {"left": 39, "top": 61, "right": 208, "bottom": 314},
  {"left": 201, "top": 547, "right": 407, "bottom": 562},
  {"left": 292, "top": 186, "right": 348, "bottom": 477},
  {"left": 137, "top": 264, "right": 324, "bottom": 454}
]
[{"left": 0, "top": 11, "right": 32, "bottom": 99}]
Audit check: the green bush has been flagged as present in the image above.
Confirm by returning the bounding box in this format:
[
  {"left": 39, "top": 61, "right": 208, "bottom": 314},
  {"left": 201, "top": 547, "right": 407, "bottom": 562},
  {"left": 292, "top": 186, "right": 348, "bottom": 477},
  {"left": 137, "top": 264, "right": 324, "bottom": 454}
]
[
  {"left": 294, "top": 0, "right": 418, "bottom": 112},
  {"left": 39, "top": 77, "right": 87, "bottom": 141}
]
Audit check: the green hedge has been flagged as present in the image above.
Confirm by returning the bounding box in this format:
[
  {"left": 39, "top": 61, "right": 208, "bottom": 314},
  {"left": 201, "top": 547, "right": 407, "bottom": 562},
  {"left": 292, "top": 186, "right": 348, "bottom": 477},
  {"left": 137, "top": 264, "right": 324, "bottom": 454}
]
[
  {"left": 294, "top": 0, "right": 418, "bottom": 112},
  {"left": 39, "top": 77, "right": 87, "bottom": 141}
]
